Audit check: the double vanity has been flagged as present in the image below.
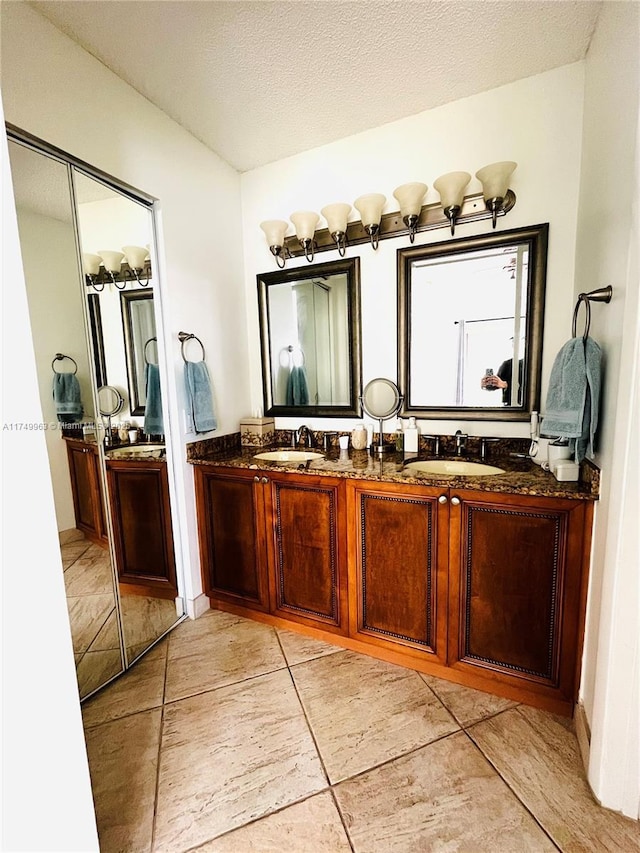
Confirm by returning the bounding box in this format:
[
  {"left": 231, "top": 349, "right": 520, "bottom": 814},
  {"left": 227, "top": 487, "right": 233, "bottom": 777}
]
[{"left": 189, "top": 435, "right": 597, "bottom": 717}]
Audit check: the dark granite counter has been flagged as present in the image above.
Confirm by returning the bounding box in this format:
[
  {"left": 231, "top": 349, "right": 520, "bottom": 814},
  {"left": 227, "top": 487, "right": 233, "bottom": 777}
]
[{"left": 187, "top": 437, "right": 599, "bottom": 501}]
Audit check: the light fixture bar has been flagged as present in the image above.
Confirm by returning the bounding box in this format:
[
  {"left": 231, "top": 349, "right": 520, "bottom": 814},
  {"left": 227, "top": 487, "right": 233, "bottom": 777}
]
[{"left": 284, "top": 189, "right": 516, "bottom": 258}]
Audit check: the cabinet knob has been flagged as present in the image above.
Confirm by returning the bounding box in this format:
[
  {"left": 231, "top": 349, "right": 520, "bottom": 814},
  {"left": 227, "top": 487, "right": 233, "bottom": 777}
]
[
  {"left": 438, "top": 495, "right": 448, "bottom": 504},
  {"left": 253, "top": 475, "right": 260, "bottom": 482},
  {"left": 451, "top": 496, "right": 461, "bottom": 505},
  {"left": 261, "top": 477, "right": 269, "bottom": 484}
]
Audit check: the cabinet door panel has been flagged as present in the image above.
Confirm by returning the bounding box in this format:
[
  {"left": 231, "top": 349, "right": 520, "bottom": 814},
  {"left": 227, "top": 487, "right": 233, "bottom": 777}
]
[
  {"left": 107, "top": 461, "right": 177, "bottom": 595},
  {"left": 350, "top": 482, "right": 447, "bottom": 660},
  {"left": 450, "top": 491, "right": 589, "bottom": 701},
  {"left": 270, "top": 477, "right": 343, "bottom": 627},
  {"left": 66, "top": 441, "right": 106, "bottom": 543},
  {"left": 196, "top": 469, "right": 268, "bottom": 611}
]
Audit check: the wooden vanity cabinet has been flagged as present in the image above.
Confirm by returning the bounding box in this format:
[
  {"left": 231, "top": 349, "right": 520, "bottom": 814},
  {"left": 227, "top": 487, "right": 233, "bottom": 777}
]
[
  {"left": 106, "top": 458, "right": 177, "bottom": 598},
  {"left": 65, "top": 438, "right": 107, "bottom": 545},
  {"left": 447, "top": 489, "right": 592, "bottom": 706},
  {"left": 347, "top": 480, "right": 449, "bottom": 664},
  {"left": 194, "top": 466, "right": 348, "bottom": 634}
]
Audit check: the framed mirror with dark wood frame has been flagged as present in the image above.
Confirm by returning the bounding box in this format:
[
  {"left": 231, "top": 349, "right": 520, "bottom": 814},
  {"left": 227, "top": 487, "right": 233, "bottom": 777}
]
[
  {"left": 257, "top": 257, "right": 362, "bottom": 417},
  {"left": 398, "top": 223, "right": 548, "bottom": 420},
  {"left": 120, "top": 289, "right": 156, "bottom": 416}
]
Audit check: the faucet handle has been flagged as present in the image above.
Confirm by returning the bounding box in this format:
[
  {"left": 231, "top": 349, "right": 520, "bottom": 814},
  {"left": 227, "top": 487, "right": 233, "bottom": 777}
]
[
  {"left": 323, "top": 432, "right": 338, "bottom": 451},
  {"left": 480, "top": 436, "right": 500, "bottom": 461},
  {"left": 423, "top": 434, "right": 441, "bottom": 456}
]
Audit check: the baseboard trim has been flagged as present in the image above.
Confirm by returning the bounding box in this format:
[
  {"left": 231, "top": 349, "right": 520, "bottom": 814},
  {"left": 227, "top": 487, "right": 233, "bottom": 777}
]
[
  {"left": 574, "top": 699, "right": 591, "bottom": 773},
  {"left": 186, "top": 593, "right": 210, "bottom": 620}
]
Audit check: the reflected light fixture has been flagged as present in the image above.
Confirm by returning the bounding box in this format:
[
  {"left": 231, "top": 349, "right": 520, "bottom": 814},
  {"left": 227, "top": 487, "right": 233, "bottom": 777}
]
[
  {"left": 354, "top": 193, "right": 386, "bottom": 250},
  {"left": 392, "top": 183, "right": 427, "bottom": 243},
  {"left": 290, "top": 210, "right": 319, "bottom": 262},
  {"left": 83, "top": 253, "right": 104, "bottom": 291},
  {"left": 321, "top": 203, "right": 352, "bottom": 256},
  {"left": 475, "top": 161, "right": 517, "bottom": 228},
  {"left": 98, "top": 250, "right": 125, "bottom": 289},
  {"left": 122, "top": 245, "right": 150, "bottom": 286},
  {"left": 260, "top": 220, "right": 289, "bottom": 268},
  {"left": 433, "top": 171, "right": 471, "bottom": 235}
]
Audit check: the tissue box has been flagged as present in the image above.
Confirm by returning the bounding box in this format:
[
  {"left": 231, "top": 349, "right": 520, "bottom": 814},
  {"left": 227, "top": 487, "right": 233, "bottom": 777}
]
[
  {"left": 240, "top": 416, "right": 275, "bottom": 447},
  {"left": 553, "top": 461, "right": 580, "bottom": 482}
]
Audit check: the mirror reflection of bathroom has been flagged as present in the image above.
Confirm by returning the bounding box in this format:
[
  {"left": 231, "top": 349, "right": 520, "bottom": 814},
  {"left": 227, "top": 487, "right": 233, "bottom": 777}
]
[
  {"left": 73, "top": 170, "right": 183, "bottom": 668},
  {"left": 7, "top": 139, "right": 125, "bottom": 698}
]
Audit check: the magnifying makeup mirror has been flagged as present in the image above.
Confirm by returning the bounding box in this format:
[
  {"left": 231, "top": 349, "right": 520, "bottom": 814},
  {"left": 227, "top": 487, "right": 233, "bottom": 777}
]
[
  {"left": 361, "top": 378, "right": 403, "bottom": 455},
  {"left": 97, "top": 385, "right": 125, "bottom": 446}
]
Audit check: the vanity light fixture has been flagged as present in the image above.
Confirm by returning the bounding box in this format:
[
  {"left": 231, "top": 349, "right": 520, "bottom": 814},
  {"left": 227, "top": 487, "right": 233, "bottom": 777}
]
[
  {"left": 98, "top": 250, "right": 126, "bottom": 289},
  {"left": 433, "top": 171, "right": 471, "bottom": 235},
  {"left": 354, "top": 193, "right": 386, "bottom": 250},
  {"left": 392, "top": 183, "right": 428, "bottom": 243},
  {"left": 83, "top": 253, "right": 104, "bottom": 292},
  {"left": 320, "top": 203, "right": 352, "bottom": 256},
  {"left": 122, "top": 245, "right": 150, "bottom": 286},
  {"left": 475, "top": 161, "right": 517, "bottom": 228},
  {"left": 260, "top": 220, "right": 290, "bottom": 268},
  {"left": 290, "top": 211, "right": 319, "bottom": 262}
]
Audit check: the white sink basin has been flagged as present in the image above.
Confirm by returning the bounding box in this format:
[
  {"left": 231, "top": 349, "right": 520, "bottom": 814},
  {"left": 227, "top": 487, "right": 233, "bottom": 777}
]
[
  {"left": 253, "top": 450, "right": 324, "bottom": 464},
  {"left": 107, "top": 444, "right": 165, "bottom": 459},
  {"left": 404, "top": 460, "right": 505, "bottom": 476}
]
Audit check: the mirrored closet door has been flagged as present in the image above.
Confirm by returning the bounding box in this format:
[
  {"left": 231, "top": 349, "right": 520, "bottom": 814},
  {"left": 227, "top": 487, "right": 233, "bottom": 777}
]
[{"left": 7, "top": 129, "right": 186, "bottom": 700}]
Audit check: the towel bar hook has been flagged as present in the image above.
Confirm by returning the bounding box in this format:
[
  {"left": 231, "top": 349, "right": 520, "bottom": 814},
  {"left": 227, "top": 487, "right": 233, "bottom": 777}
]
[
  {"left": 572, "top": 285, "right": 613, "bottom": 341},
  {"left": 51, "top": 353, "right": 78, "bottom": 374},
  {"left": 178, "top": 331, "right": 206, "bottom": 363},
  {"left": 144, "top": 337, "right": 158, "bottom": 366}
]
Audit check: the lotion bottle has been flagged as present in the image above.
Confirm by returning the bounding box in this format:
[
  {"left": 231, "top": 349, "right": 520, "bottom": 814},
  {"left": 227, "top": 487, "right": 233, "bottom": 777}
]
[{"left": 403, "top": 417, "right": 419, "bottom": 453}]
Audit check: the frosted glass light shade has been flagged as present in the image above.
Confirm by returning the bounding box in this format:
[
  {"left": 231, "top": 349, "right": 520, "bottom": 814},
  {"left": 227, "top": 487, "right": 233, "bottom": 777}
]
[
  {"left": 83, "top": 253, "right": 102, "bottom": 276},
  {"left": 433, "top": 172, "right": 471, "bottom": 208},
  {"left": 354, "top": 193, "right": 386, "bottom": 226},
  {"left": 98, "top": 250, "right": 124, "bottom": 273},
  {"left": 290, "top": 211, "right": 319, "bottom": 240},
  {"left": 475, "top": 161, "right": 517, "bottom": 200},
  {"left": 122, "top": 245, "right": 149, "bottom": 270},
  {"left": 392, "top": 182, "right": 427, "bottom": 217},
  {"left": 321, "top": 203, "right": 351, "bottom": 234},
  {"left": 260, "top": 219, "right": 288, "bottom": 247}
]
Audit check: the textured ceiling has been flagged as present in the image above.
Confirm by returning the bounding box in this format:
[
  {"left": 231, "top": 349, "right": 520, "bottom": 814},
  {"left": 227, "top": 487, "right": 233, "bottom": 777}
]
[{"left": 28, "top": 0, "right": 601, "bottom": 172}]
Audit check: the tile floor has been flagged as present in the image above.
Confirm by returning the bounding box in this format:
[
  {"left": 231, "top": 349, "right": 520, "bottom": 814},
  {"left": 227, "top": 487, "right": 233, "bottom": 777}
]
[
  {"left": 61, "top": 531, "right": 180, "bottom": 698},
  {"left": 80, "top": 609, "right": 639, "bottom": 852}
]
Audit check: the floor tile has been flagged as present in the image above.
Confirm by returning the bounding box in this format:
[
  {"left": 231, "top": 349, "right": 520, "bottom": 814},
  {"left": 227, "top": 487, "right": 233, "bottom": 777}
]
[
  {"left": 86, "top": 608, "right": 121, "bottom": 653},
  {"left": 196, "top": 791, "right": 352, "bottom": 852},
  {"left": 77, "top": 648, "right": 124, "bottom": 699},
  {"left": 164, "top": 609, "right": 286, "bottom": 702},
  {"left": 82, "top": 641, "right": 168, "bottom": 728},
  {"left": 85, "top": 708, "right": 162, "bottom": 853},
  {"left": 276, "top": 627, "right": 342, "bottom": 666},
  {"left": 63, "top": 549, "right": 114, "bottom": 596},
  {"left": 469, "top": 705, "right": 640, "bottom": 852},
  {"left": 153, "top": 668, "right": 327, "bottom": 851},
  {"left": 66, "top": 593, "right": 116, "bottom": 653},
  {"left": 59, "top": 527, "right": 86, "bottom": 546},
  {"left": 61, "top": 538, "right": 93, "bottom": 568},
  {"left": 419, "top": 672, "right": 519, "bottom": 727},
  {"left": 120, "top": 593, "right": 180, "bottom": 665},
  {"left": 291, "top": 649, "right": 459, "bottom": 783},
  {"left": 334, "top": 731, "right": 557, "bottom": 852}
]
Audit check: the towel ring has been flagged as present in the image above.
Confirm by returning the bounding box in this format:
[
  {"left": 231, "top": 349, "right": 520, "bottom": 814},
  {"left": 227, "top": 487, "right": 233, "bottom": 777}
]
[
  {"left": 144, "top": 337, "right": 158, "bottom": 366},
  {"left": 572, "top": 285, "right": 613, "bottom": 341},
  {"left": 178, "top": 331, "right": 206, "bottom": 363},
  {"left": 51, "top": 353, "right": 78, "bottom": 374}
]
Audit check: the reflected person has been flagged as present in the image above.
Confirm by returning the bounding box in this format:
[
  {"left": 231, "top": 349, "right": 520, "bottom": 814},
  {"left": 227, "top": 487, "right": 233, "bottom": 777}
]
[{"left": 481, "top": 358, "right": 523, "bottom": 405}]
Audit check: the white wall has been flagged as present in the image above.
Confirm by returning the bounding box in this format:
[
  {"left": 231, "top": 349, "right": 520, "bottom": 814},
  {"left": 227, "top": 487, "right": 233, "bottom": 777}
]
[
  {"left": 0, "top": 0, "right": 251, "bottom": 615},
  {"left": 15, "top": 207, "right": 94, "bottom": 532},
  {"left": 1, "top": 98, "right": 100, "bottom": 852},
  {"left": 241, "top": 63, "right": 586, "bottom": 438},
  {"left": 574, "top": 1, "right": 640, "bottom": 818}
]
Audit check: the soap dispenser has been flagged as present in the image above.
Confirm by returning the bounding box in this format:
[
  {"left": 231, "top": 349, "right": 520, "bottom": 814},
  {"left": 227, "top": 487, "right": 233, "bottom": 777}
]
[{"left": 404, "top": 417, "right": 419, "bottom": 453}]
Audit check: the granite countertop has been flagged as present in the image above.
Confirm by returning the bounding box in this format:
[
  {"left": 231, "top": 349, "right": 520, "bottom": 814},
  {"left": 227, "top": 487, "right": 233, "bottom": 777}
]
[{"left": 188, "top": 444, "right": 599, "bottom": 501}]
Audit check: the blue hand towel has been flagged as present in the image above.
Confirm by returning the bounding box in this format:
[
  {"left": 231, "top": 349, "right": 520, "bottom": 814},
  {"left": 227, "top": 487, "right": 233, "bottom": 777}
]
[
  {"left": 541, "top": 336, "right": 602, "bottom": 461},
  {"left": 53, "top": 372, "right": 83, "bottom": 423},
  {"left": 285, "top": 366, "right": 310, "bottom": 405},
  {"left": 185, "top": 361, "right": 217, "bottom": 433},
  {"left": 143, "top": 363, "right": 164, "bottom": 435}
]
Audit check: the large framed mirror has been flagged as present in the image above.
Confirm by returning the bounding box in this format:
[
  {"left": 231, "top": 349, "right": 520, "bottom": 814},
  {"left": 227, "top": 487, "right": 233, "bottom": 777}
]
[
  {"left": 398, "top": 224, "right": 548, "bottom": 420},
  {"left": 257, "top": 257, "right": 362, "bottom": 417},
  {"left": 7, "top": 125, "right": 185, "bottom": 701},
  {"left": 121, "top": 289, "right": 156, "bottom": 415}
]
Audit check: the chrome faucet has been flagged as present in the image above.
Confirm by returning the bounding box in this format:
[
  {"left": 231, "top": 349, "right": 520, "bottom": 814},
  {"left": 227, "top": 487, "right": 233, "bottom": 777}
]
[
  {"left": 454, "top": 430, "right": 468, "bottom": 457},
  {"left": 294, "top": 425, "right": 315, "bottom": 447}
]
